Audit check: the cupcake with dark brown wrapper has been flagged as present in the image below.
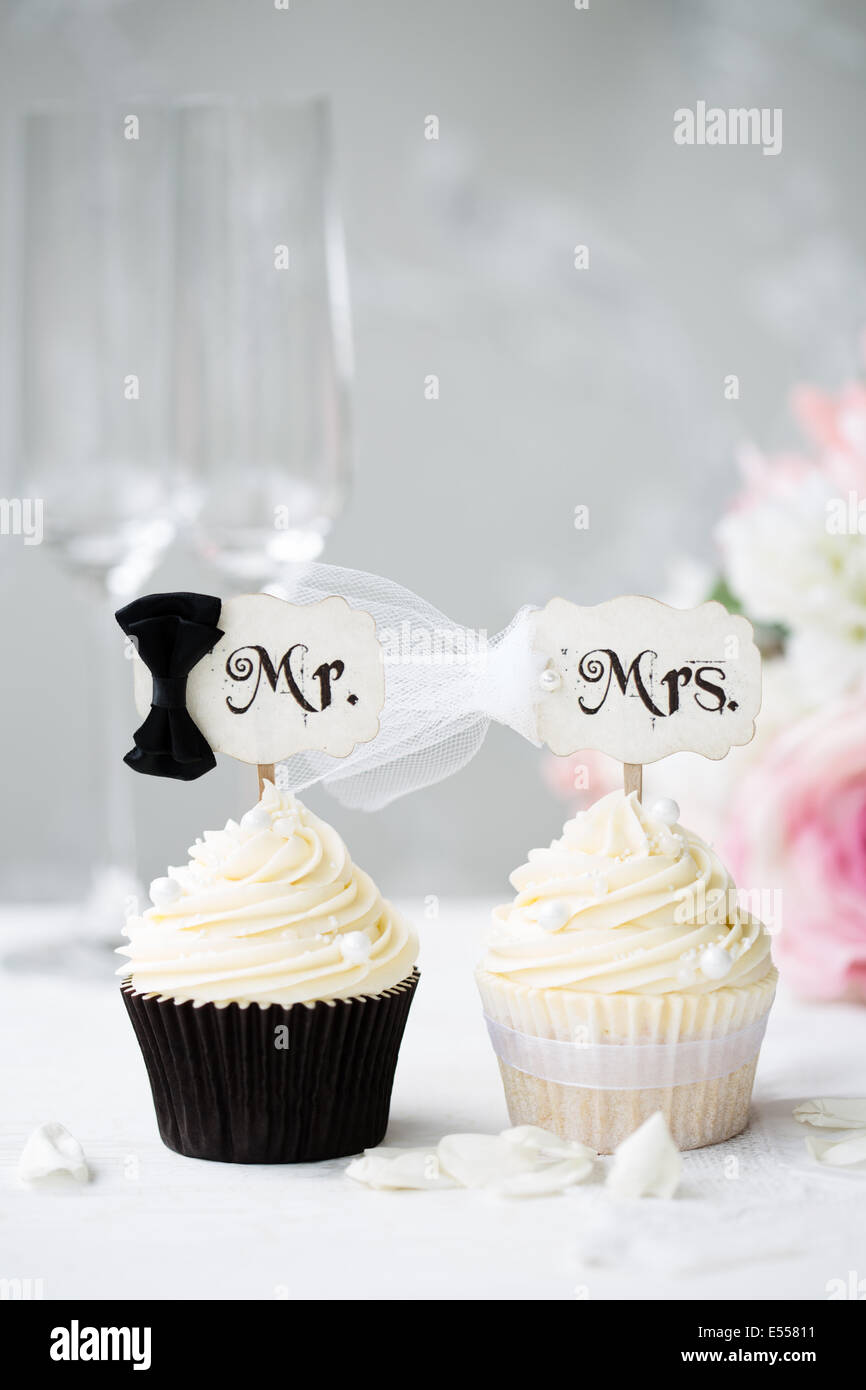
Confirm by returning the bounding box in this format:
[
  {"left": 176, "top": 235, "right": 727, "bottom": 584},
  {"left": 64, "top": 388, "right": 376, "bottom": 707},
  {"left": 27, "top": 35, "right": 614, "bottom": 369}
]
[{"left": 118, "top": 783, "right": 419, "bottom": 1163}]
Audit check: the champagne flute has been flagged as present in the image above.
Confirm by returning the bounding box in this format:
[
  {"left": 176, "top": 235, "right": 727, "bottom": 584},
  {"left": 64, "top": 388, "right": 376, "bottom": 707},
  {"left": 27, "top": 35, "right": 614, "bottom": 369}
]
[
  {"left": 177, "top": 98, "right": 353, "bottom": 585},
  {"left": 10, "top": 104, "right": 186, "bottom": 966}
]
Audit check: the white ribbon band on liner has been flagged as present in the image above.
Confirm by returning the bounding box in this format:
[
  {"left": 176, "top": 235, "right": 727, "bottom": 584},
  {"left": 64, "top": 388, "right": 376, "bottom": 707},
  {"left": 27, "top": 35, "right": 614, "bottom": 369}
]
[{"left": 484, "top": 1012, "right": 771, "bottom": 1091}]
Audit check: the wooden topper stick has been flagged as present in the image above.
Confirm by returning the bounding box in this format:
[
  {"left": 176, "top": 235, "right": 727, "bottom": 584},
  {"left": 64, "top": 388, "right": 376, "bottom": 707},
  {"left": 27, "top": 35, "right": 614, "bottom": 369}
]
[
  {"left": 623, "top": 762, "right": 642, "bottom": 802},
  {"left": 257, "top": 764, "right": 275, "bottom": 799}
]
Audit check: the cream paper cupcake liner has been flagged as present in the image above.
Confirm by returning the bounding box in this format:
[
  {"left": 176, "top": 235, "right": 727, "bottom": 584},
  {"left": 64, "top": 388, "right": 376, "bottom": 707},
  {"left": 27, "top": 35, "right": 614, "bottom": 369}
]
[{"left": 476, "top": 968, "right": 777, "bottom": 1153}]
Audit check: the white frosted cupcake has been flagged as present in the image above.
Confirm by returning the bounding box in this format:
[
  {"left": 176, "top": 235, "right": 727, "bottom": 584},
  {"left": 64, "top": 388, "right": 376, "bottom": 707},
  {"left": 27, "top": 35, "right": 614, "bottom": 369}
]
[
  {"left": 476, "top": 791, "right": 776, "bottom": 1152},
  {"left": 119, "top": 782, "right": 419, "bottom": 1163}
]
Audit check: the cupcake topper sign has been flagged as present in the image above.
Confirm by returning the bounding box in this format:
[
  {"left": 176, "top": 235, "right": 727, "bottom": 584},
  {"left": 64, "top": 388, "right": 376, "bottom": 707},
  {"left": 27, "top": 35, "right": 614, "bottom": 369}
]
[
  {"left": 117, "top": 592, "right": 385, "bottom": 789},
  {"left": 116, "top": 574, "right": 761, "bottom": 808},
  {"left": 532, "top": 596, "right": 762, "bottom": 798}
]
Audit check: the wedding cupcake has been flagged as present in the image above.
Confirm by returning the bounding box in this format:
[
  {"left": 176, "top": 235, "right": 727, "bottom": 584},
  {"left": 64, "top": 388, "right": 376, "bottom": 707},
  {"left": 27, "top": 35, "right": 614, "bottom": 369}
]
[
  {"left": 119, "top": 782, "right": 419, "bottom": 1163},
  {"left": 476, "top": 791, "right": 775, "bottom": 1153}
]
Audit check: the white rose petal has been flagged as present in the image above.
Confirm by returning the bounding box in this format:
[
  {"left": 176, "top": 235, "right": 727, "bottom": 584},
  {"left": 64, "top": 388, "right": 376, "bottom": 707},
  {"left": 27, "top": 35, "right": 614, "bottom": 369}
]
[
  {"left": 606, "top": 1111, "right": 681, "bottom": 1199},
  {"left": 436, "top": 1134, "right": 525, "bottom": 1189},
  {"left": 501, "top": 1124, "right": 596, "bottom": 1161},
  {"left": 438, "top": 1129, "right": 594, "bottom": 1196},
  {"left": 18, "top": 1122, "right": 89, "bottom": 1184},
  {"left": 347, "top": 1126, "right": 596, "bottom": 1197},
  {"left": 346, "top": 1147, "right": 457, "bottom": 1190},
  {"left": 793, "top": 1098, "right": 866, "bottom": 1129},
  {"left": 805, "top": 1130, "right": 866, "bottom": 1168},
  {"left": 494, "top": 1158, "right": 594, "bottom": 1197}
]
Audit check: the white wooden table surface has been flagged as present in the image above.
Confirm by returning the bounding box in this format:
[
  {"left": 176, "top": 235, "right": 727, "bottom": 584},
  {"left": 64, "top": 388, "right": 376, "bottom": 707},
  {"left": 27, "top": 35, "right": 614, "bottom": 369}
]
[{"left": 1, "top": 901, "right": 864, "bottom": 1301}]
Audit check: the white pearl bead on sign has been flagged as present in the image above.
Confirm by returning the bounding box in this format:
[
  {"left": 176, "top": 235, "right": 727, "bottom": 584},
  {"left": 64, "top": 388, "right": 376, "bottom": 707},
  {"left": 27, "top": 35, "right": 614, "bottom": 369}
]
[
  {"left": 149, "top": 876, "right": 182, "bottom": 909},
  {"left": 700, "top": 944, "right": 732, "bottom": 980},
  {"left": 538, "top": 667, "right": 562, "bottom": 692},
  {"left": 537, "top": 899, "right": 572, "bottom": 932},
  {"left": 650, "top": 798, "right": 680, "bottom": 827}
]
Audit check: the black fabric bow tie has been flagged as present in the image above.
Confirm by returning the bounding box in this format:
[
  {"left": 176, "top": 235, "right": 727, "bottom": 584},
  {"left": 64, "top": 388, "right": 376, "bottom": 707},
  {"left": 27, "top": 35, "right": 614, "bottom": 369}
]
[{"left": 115, "top": 592, "right": 224, "bottom": 781}]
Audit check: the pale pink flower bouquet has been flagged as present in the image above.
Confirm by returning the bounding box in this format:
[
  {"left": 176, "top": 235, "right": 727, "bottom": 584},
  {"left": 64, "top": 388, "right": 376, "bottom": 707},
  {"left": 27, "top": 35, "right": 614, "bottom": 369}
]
[{"left": 546, "top": 337, "right": 866, "bottom": 1003}]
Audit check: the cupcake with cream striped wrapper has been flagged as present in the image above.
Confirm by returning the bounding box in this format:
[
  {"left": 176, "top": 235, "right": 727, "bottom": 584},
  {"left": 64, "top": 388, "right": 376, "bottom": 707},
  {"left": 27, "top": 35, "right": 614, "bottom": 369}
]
[
  {"left": 476, "top": 790, "right": 775, "bottom": 1153},
  {"left": 119, "top": 782, "right": 418, "bottom": 1163}
]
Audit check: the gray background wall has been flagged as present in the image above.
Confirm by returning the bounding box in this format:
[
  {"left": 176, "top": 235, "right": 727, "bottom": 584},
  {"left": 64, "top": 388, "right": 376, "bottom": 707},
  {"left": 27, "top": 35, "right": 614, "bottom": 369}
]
[{"left": 1, "top": 0, "right": 865, "bottom": 903}]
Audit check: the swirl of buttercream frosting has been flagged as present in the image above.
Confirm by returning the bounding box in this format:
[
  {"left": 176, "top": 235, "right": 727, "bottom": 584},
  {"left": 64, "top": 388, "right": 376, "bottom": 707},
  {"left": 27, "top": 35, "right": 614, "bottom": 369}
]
[
  {"left": 118, "top": 781, "right": 418, "bottom": 1007},
  {"left": 482, "top": 791, "right": 773, "bottom": 994}
]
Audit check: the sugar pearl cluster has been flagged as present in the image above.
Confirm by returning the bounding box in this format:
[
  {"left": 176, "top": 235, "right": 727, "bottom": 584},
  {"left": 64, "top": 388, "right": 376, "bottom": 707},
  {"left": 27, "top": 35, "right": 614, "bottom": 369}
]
[
  {"left": 148, "top": 792, "right": 304, "bottom": 910},
  {"left": 487, "top": 789, "right": 770, "bottom": 997}
]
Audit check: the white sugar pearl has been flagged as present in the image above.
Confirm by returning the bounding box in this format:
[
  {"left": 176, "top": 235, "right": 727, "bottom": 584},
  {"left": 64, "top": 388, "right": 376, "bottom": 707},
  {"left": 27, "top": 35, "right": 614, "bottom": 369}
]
[
  {"left": 340, "top": 931, "right": 373, "bottom": 964},
  {"left": 272, "top": 817, "right": 297, "bottom": 838},
  {"left": 149, "top": 877, "right": 182, "bottom": 909},
  {"left": 240, "top": 806, "right": 272, "bottom": 832},
  {"left": 700, "top": 944, "right": 732, "bottom": 980},
  {"left": 537, "top": 899, "right": 572, "bottom": 932},
  {"left": 651, "top": 798, "right": 680, "bottom": 827},
  {"left": 538, "top": 667, "right": 562, "bottom": 692}
]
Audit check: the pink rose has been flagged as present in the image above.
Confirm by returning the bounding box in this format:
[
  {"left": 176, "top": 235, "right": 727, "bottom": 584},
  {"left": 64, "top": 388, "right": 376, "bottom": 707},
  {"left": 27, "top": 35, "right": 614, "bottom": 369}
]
[
  {"left": 791, "top": 333, "right": 866, "bottom": 493},
  {"left": 723, "top": 689, "right": 866, "bottom": 1002},
  {"left": 727, "top": 443, "right": 815, "bottom": 511},
  {"left": 792, "top": 393, "right": 866, "bottom": 496}
]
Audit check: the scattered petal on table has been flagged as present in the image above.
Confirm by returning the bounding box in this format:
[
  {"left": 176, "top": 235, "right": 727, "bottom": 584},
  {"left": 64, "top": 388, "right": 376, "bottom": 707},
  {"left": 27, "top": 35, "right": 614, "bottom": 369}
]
[
  {"left": 606, "top": 1111, "right": 681, "bottom": 1199},
  {"left": 437, "top": 1133, "right": 533, "bottom": 1189},
  {"left": 494, "top": 1156, "right": 595, "bottom": 1197},
  {"left": 346, "top": 1146, "right": 458, "bottom": 1189},
  {"left": 347, "top": 1126, "right": 597, "bottom": 1196},
  {"left": 18, "top": 1122, "right": 89, "bottom": 1184},
  {"left": 501, "top": 1125, "right": 596, "bottom": 1162},
  {"left": 793, "top": 1098, "right": 866, "bottom": 1129},
  {"left": 805, "top": 1130, "right": 866, "bottom": 1168},
  {"left": 438, "top": 1129, "right": 594, "bottom": 1196}
]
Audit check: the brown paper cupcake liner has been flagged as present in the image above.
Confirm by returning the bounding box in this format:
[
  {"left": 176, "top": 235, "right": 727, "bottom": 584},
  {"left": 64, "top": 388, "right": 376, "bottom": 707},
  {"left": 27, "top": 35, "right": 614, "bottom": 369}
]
[{"left": 122, "top": 969, "right": 419, "bottom": 1164}]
